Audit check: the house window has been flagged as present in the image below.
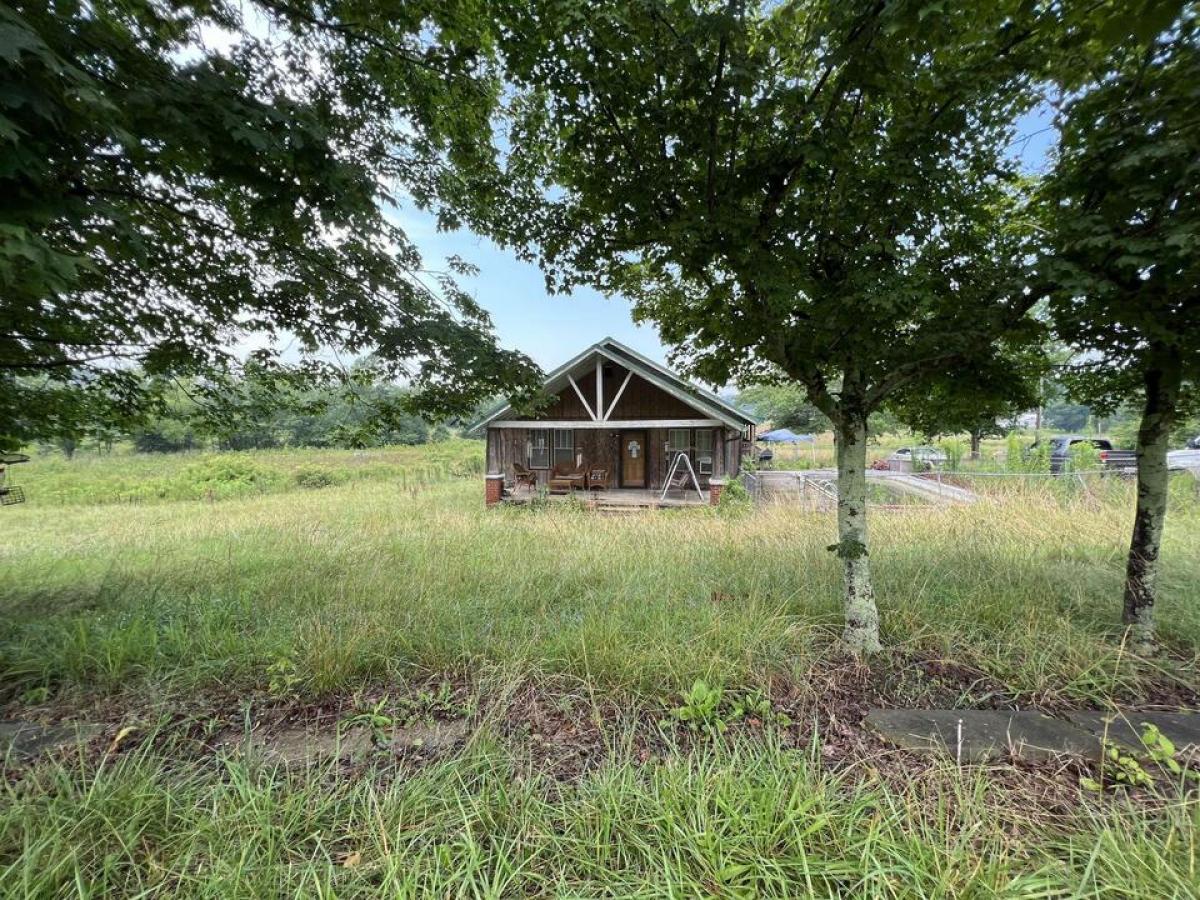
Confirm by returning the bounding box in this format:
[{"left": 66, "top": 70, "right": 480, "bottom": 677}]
[
  {"left": 694, "top": 429, "right": 714, "bottom": 475},
  {"left": 667, "top": 429, "right": 691, "bottom": 456},
  {"left": 552, "top": 429, "right": 574, "bottom": 467},
  {"left": 528, "top": 430, "right": 549, "bottom": 469}
]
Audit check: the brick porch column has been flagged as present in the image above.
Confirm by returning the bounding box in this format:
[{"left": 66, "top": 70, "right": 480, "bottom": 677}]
[
  {"left": 485, "top": 473, "right": 505, "bottom": 507},
  {"left": 709, "top": 478, "right": 726, "bottom": 506}
]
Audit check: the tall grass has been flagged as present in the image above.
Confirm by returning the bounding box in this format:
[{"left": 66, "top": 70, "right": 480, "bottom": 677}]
[
  {"left": 1, "top": 464, "right": 1197, "bottom": 705},
  {"left": 2, "top": 444, "right": 1199, "bottom": 897},
  {"left": 2, "top": 729, "right": 1197, "bottom": 897}
]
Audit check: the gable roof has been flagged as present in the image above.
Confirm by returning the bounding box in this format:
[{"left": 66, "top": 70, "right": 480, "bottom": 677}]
[{"left": 467, "top": 337, "right": 757, "bottom": 433}]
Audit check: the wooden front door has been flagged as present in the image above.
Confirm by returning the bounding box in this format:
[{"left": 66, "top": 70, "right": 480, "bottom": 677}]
[{"left": 620, "top": 431, "right": 647, "bottom": 487}]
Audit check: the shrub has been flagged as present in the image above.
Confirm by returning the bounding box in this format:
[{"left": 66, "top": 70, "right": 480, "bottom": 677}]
[
  {"left": 1004, "top": 432, "right": 1024, "bottom": 472},
  {"left": 717, "top": 476, "right": 753, "bottom": 515},
  {"left": 1006, "top": 432, "right": 1049, "bottom": 474},
  {"left": 177, "top": 456, "right": 281, "bottom": 499},
  {"left": 293, "top": 465, "right": 339, "bottom": 489},
  {"left": 1067, "top": 440, "right": 1102, "bottom": 473},
  {"left": 939, "top": 438, "right": 966, "bottom": 472}
]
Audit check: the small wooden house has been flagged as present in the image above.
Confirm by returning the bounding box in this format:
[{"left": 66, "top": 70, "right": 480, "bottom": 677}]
[{"left": 471, "top": 337, "right": 757, "bottom": 505}]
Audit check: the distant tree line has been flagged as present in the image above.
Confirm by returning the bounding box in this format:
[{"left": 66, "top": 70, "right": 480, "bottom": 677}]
[
  {"left": 738, "top": 367, "right": 1200, "bottom": 450},
  {"left": 41, "top": 366, "right": 455, "bottom": 457}
]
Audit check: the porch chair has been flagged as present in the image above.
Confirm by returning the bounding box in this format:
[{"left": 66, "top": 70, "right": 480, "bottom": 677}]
[
  {"left": 512, "top": 461, "right": 538, "bottom": 493},
  {"left": 586, "top": 467, "right": 609, "bottom": 491}
]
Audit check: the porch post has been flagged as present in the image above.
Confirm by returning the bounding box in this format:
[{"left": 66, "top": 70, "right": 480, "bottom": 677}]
[
  {"left": 595, "top": 357, "right": 603, "bottom": 421},
  {"left": 485, "top": 473, "right": 505, "bottom": 507},
  {"left": 709, "top": 478, "right": 726, "bottom": 506}
]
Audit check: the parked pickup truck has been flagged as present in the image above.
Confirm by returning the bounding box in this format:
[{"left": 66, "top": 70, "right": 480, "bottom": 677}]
[{"left": 1029, "top": 436, "right": 1136, "bottom": 474}]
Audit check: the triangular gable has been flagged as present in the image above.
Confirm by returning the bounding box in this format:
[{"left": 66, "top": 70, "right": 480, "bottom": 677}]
[
  {"left": 598, "top": 339, "right": 756, "bottom": 426},
  {"left": 467, "top": 337, "right": 757, "bottom": 433}
]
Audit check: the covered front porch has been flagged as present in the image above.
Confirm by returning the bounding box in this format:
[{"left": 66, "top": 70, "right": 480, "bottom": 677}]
[{"left": 485, "top": 423, "right": 731, "bottom": 494}]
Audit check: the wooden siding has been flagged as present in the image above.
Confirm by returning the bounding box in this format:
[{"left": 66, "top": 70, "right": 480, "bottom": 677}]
[{"left": 531, "top": 364, "right": 702, "bottom": 421}]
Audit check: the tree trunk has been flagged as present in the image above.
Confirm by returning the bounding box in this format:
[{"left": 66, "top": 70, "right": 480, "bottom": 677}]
[
  {"left": 1123, "top": 353, "right": 1181, "bottom": 654},
  {"left": 833, "top": 411, "right": 882, "bottom": 654},
  {"left": 969, "top": 430, "right": 982, "bottom": 460}
]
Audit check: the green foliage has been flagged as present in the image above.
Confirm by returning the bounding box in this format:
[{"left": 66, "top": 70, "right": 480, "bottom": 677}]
[
  {"left": 479, "top": 0, "right": 1054, "bottom": 649},
  {"left": 341, "top": 696, "right": 397, "bottom": 745},
  {"left": 1039, "top": 9, "right": 1200, "bottom": 643},
  {"left": 178, "top": 457, "right": 282, "bottom": 498},
  {"left": 664, "top": 680, "right": 728, "bottom": 734},
  {"left": 664, "top": 681, "right": 791, "bottom": 735},
  {"left": 891, "top": 348, "right": 1047, "bottom": 445},
  {"left": 1081, "top": 723, "right": 1200, "bottom": 792},
  {"left": 1044, "top": 403, "right": 1092, "bottom": 434},
  {"left": 717, "top": 477, "right": 752, "bottom": 515},
  {"left": 1005, "top": 433, "right": 1049, "bottom": 474},
  {"left": 395, "top": 681, "right": 473, "bottom": 725},
  {"left": 114, "top": 366, "right": 450, "bottom": 454},
  {"left": 1004, "top": 433, "right": 1024, "bottom": 472},
  {"left": 0, "top": 457, "right": 1198, "bottom": 897},
  {"left": 1041, "top": 12, "right": 1200, "bottom": 416},
  {"left": 0, "top": 0, "right": 540, "bottom": 449},
  {"left": 1139, "top": 723, "right": 1199, "bottom": 781},
  {"left": 265, "top": 655, "right": 302, "bottom": 699},
  {"left": 484, "top": 0, "right": 1048, "bottom": 428},
  {"left": 939, "top": 439, "right": 966, "bottom": 473},
  {"left": 729, "top": 689, "right": 791, "bottom": 728},
  {"left": 734, "top": 384, "right": 829, "bottom": 434},
  {"left": 6, "top": 734, "right": 1200, "bottom": 896},
  {"left": 292, "top": 466, "right": 340, "bottom": 489},
  {"left": 18, "top": 440, "right": 485, "bottom": 507},
  {"left": 1, "top": 443, "right": 1199, "bottom": 706},
  {"left": 18, "top": 685, "right": 49, "bottom": 705},
  {"left": 1066, "top": 441, "right": 1101, "bottom": 474}
]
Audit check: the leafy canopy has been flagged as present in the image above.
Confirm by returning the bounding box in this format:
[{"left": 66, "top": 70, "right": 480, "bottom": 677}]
[
  {"left": 1040, "top": 7, "right": 1200, "bottom": 413},
  {"left": 482, "top": 0, "right": 1047, "bottom": 426},
  {"left": 0, "top": 0, "right": 538, "bottom": 449}
]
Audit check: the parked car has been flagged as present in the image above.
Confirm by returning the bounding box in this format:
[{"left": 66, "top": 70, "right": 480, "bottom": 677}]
[
  {"left": 887, "top": 446, "right": 947, "bottom": 470},
  {"left": 1028, "top": 435, "right": 1135, "bottom": 474},
  {"left": 1187, "top": 435, "right": 1200, "bottom": 450},
  {"left": 1168, "top": 446, "right": 1200, "bottom": 471}
]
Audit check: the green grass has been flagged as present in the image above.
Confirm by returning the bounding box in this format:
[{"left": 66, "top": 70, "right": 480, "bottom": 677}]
[
  {"left": 2, "top": 443, "right": 1199, "bottom": 896},
  {"left": 12, "top": 439, "right": 484, "bottom": 506},
  {"left": 4, "top": 731, "right": 1198, "bottom": 897}
]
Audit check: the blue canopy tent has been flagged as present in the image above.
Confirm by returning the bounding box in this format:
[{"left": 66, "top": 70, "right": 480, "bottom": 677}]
[
  {"left": 756, "top": 428, "right": 817, "bottom": 466},
  {"left": 758, "top": 428, "right": 814, "bottom": 443}
]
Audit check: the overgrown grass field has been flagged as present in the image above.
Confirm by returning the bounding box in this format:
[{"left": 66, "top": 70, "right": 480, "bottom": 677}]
[{"left": 2, "top": 442, "right": 1199, "bottom": 896}]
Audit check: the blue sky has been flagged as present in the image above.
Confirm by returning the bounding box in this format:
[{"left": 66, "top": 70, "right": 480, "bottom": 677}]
[{"left": 397, "top": 104, "right": 1058, "bottom": 378}]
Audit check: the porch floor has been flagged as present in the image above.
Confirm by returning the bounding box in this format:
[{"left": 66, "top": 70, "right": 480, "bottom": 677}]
[{"left": 504, "top": 487, "right": 708, "bottom": 509}]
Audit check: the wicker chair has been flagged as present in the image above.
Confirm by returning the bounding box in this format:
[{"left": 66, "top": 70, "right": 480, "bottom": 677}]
[
  {"left": 586, "top": 467, "right": 609, "bottom": 491},
  {"left": 512, "top": 461, "right": 538, "bottom": 493}
]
